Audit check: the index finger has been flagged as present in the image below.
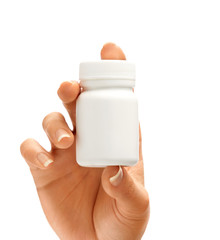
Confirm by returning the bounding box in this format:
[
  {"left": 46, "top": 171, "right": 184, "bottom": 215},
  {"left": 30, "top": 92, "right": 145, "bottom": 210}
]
[{"left": 57, "top": 81, "right": 80, "bottom": 129}]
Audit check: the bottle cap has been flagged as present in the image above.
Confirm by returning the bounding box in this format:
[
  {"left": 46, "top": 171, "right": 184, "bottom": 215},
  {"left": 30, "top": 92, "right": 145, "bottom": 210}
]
[{"left": 79, "top": 60, "right": 135, "bottom": 81}]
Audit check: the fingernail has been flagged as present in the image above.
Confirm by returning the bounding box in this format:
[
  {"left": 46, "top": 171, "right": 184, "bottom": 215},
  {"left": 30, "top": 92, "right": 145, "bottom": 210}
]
[
  {"left": 55, "top": 129, "right": 71, "bottom": 142},
  {"left": 37, "top": 153, "right": 53, "bottom": 167},
  {"left": 110, "top": 166, "right": 123, "bottom": 186}
]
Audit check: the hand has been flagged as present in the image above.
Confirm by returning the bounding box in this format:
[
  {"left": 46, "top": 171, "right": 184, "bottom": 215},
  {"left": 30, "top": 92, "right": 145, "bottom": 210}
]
[{"left": 20, "top": 43, "right": 150, "bottom": 240}]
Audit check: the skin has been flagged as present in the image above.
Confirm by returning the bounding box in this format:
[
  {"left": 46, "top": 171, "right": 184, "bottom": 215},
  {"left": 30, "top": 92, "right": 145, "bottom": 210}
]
[{"left": 20, "top": 43, "right": 150, "bottom": 240}]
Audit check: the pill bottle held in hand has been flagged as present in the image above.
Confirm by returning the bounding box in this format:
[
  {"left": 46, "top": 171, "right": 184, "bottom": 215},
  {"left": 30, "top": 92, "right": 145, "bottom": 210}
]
[{"left": 76, "top": 60, "right": 139, "bottom": 167}]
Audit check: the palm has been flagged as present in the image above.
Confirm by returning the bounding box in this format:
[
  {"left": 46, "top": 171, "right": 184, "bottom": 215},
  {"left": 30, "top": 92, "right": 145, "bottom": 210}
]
[{"left": 31, "top": 139, "right": 145, "bottom": 240}]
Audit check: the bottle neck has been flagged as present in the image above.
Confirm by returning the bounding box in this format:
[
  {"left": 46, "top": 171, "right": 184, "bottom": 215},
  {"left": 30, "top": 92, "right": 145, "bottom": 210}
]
[{"left": 80, "top": 79, "right": 135, "bottom": 90}]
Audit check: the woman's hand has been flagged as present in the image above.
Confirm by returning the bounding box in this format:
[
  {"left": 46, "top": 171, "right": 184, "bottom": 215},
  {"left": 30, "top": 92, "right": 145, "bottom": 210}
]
[{"left": 20, "top": 43, "right": 150, "bottom": 240}]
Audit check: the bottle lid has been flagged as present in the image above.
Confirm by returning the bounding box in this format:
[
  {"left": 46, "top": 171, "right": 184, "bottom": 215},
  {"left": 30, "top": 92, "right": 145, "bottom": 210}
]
[{"left": 79, "top": 60, "right": 135, "bottom": 81}]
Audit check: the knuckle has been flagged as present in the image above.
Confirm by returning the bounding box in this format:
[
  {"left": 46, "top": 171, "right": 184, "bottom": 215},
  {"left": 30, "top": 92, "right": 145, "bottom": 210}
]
[
  {"left": 42, "top": 112, "right": 64, "bottom": 130},
  {"left": 20, "top": 138, "right": 35, "bottom": 157},
  {"left": 123, "top": 179, "right": 136, "bottom": 198},
  {"left": 141, "top": 191, "right": 150, "bottom": 212}
]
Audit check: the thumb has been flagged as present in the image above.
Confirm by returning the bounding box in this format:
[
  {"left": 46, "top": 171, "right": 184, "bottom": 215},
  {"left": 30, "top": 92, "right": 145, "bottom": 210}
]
[{"left": 102, "top": 166, "right": 149, "bottom": 218}]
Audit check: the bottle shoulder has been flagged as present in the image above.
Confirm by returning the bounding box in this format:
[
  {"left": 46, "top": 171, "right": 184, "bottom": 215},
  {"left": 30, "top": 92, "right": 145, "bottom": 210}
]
[{"left": 78, "top": 88, "right": 137, "bottom": 99}]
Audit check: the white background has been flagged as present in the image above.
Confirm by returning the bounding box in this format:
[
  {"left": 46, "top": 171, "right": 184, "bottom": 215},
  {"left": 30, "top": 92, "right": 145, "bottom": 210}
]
[{"left": 0, "top": 0, "right": 220, "bottom": 239}]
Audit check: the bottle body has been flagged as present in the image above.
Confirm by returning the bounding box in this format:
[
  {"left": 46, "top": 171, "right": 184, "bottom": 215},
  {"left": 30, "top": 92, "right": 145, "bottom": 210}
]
[{"left": 76, "top": 87, "right": 139, "bottom": 167}]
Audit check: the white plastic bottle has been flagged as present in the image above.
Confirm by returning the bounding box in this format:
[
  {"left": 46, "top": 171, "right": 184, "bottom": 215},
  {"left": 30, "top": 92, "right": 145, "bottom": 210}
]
[{"left": 76, "top": 60, "right": 139, "bottom": 167}]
